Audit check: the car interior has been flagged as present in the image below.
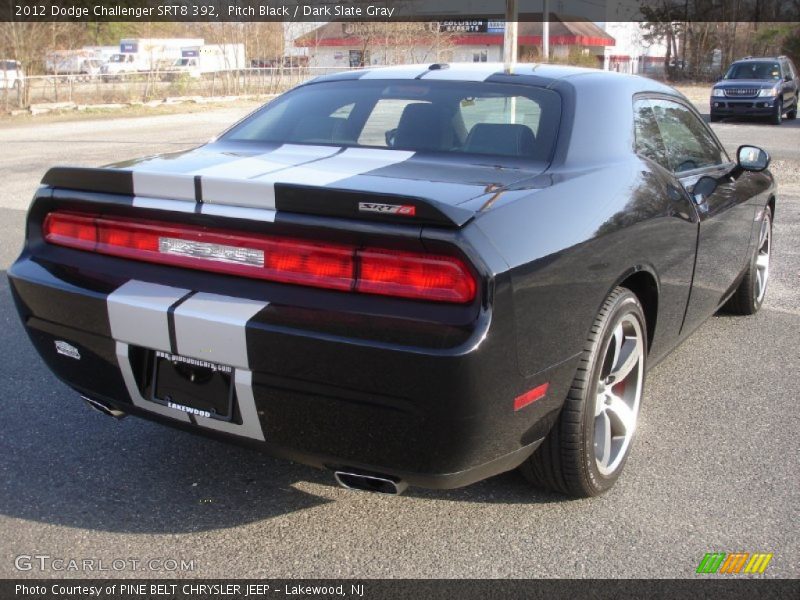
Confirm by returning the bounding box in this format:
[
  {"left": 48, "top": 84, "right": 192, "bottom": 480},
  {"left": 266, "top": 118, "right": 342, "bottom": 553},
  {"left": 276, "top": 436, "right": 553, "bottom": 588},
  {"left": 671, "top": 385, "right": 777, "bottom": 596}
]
[{"left": 225, "top": 81, "right": 560, "bottom": 162}]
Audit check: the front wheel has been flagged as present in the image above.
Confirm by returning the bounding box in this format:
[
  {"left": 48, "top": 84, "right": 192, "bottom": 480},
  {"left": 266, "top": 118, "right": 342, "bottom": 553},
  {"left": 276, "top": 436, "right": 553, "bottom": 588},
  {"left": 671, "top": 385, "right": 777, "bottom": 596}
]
[
  {"left": 771, "top": 99, "right": 783, "bottom": 125},
  {"left": 520, "top": 287, "right": 647, "bottom": 497},
  {"left": 723, "top": 205, "right": 772, "bottom": 315}
]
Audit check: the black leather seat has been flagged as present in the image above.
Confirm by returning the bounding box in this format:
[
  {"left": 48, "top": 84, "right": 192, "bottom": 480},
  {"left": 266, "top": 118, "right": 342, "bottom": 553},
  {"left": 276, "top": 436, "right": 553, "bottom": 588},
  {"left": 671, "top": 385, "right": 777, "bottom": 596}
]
[
  {"left": 393, "top": 103, "right": 452, "bottom": 152},
  {"left": 463, "top": 123, "right": 537, "bottom": 158}
]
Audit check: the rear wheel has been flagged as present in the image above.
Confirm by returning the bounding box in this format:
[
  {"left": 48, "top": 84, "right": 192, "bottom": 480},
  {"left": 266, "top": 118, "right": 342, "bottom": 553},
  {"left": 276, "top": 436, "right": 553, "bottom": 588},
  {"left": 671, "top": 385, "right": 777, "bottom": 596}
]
[
  {"left": 724, "top": 205, "right": 772, "bottom": 315},
  {"left": 520, "top": 287, "right": 647, "bottom": 497},
  {"left": 771, "top": 99, "right": 783, "bottom": 125}
]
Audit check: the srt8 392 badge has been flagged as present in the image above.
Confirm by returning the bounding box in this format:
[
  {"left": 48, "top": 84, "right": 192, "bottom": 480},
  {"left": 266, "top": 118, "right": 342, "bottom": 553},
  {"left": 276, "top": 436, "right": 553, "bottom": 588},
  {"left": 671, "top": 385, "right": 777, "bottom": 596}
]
[{"left": 358, "top": 202, "right": 416, "bottom": 216}]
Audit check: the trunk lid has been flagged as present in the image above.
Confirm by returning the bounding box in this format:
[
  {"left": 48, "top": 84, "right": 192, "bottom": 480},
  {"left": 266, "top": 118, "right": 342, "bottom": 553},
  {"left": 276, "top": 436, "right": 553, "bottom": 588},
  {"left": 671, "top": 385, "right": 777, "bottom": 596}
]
[{"left": 42, "top": 143, "right": 547, "bottom": 228}]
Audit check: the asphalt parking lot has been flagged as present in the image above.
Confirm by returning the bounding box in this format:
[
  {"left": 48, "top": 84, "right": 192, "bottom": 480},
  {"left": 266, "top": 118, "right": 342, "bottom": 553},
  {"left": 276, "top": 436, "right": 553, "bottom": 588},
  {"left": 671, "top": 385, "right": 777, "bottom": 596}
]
[{"left": 0, "top": 99, "right": 798, "bottom": 579}]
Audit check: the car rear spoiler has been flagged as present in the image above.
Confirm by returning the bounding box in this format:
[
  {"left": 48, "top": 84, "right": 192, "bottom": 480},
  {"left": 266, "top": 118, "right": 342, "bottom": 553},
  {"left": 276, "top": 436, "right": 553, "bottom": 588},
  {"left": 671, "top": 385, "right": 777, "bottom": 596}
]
[{"left": 41, "top": 167, "right": 475, "bottom": 228}]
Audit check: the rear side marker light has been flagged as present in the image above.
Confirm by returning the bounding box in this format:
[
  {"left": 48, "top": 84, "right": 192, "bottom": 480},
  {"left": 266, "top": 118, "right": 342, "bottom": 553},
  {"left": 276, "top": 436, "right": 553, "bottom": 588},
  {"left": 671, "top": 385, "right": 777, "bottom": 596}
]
[
  {"left": 42, "top": 211, "right": 477, "bottom": 303},
  {"left": 514, "top": 382, "right": 549, "bottom": 411}
]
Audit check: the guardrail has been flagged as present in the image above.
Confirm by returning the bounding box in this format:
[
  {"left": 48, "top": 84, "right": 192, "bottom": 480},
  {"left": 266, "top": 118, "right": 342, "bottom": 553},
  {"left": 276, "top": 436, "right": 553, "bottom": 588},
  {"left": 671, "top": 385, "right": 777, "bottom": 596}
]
[{"left": 2, "top": 67, "right": 356, "bottom": 111}]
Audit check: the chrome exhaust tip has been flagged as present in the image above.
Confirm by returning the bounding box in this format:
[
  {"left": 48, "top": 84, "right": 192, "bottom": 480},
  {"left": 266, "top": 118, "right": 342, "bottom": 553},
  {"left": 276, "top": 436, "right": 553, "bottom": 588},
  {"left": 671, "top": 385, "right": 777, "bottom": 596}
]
[
  {"left": 81, "top": 396, "right": 126, "bottom": 420},
  {"left": 334, "top": 471, "right": 408, "bottom": 495}
]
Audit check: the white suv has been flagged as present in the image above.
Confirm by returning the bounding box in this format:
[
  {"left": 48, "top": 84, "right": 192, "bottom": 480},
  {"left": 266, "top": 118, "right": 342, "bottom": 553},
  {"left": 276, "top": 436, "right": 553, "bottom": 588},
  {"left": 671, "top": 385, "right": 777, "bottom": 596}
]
[{"left": 1, "top": 60, "right": 24, "bottom": 90}]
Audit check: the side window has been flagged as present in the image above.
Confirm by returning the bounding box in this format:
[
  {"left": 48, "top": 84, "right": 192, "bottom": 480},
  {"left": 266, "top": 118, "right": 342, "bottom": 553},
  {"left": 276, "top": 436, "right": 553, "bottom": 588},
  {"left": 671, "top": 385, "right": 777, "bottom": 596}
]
[
  {"left": 632, "top": 98, "right": 669, "bottom": 169},
  {"left": 649, "top": 98, "right": 726, "bottom": 173},
  {"left": 783, "top": 59, "right": 797, "bottom": 80}
]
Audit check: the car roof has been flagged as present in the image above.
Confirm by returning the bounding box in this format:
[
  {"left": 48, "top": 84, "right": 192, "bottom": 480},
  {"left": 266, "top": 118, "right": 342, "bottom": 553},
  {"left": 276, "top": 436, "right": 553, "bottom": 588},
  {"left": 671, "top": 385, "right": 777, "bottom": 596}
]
[
  {"left": 732, "top": 57, "right": 784, "bottom": 63},
  {"left": 305, "top": 62, "right": 688, "bottom": 169},
  {"left": 310, "top": 62, "right": 678, "bottom": 95}
]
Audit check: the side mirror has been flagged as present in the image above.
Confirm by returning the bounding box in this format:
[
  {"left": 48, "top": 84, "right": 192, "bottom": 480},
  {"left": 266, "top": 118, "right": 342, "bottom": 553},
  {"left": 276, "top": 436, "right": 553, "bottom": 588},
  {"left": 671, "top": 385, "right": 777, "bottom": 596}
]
[
  {"left": 737, "top": 145, "right": 770, "bottom": 172},
  {"left": 691, "top": 175, "right": 719, "bottom": 205}
]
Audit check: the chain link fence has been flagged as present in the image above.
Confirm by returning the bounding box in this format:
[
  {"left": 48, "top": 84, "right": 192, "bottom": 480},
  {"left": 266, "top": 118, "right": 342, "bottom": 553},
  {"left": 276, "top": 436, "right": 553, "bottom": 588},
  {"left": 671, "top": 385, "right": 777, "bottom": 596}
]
[{"left": 2, "top": 67, "right": 354, "bottom": 111}]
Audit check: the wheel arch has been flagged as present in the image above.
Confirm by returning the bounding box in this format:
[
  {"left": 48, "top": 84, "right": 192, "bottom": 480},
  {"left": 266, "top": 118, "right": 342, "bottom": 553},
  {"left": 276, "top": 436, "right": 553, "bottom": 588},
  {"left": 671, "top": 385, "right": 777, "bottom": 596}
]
[{"left": 616, "top": 269, "right": 659, "bottom": 354}]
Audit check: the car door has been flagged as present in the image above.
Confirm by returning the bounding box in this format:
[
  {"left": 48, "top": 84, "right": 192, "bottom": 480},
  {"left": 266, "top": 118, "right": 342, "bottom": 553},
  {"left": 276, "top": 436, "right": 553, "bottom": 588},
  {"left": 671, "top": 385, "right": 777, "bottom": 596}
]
[
  {"left": 646, "top": 97, "right": 755, "bottom": 334},
  {"left": 781, "top": 59, "right": 799, "bottom": 109}
]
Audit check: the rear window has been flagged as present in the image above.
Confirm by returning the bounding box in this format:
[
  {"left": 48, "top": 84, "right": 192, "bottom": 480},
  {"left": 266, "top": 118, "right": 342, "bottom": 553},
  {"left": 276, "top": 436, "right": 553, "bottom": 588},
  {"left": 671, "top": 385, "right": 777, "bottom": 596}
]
[{"left": 222, "top": 79, "right": 561, "bottom": 162}]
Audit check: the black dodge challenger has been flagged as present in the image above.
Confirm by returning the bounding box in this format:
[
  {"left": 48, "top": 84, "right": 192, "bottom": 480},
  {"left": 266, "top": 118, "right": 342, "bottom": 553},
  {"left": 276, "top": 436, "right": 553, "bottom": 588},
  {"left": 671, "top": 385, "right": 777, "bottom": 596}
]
[{"left": 9, "top": 63, "right": 776, "bottom": 497}]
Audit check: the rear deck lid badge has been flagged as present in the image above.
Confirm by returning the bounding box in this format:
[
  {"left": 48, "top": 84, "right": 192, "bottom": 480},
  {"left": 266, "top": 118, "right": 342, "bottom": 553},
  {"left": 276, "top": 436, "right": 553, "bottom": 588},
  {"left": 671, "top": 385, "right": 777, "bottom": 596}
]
[
  {"left": 55, "top": 340, "right": 81, "bottom": 360},
  {"left": 358, "top": 202, "right": 416, "bottom": 216}
]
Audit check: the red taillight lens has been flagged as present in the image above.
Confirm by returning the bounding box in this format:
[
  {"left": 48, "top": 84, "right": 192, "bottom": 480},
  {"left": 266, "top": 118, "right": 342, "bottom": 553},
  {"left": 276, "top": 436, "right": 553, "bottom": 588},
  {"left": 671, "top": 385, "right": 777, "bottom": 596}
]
[
  {"left": 43, "top": 212, "right": 97, "bottom": 250},
  {"left": 357, "top": 249, "right": 476, "bottom": 303},
  {"left": 42, "top": 211, "right": 477, "bottom": 303}
]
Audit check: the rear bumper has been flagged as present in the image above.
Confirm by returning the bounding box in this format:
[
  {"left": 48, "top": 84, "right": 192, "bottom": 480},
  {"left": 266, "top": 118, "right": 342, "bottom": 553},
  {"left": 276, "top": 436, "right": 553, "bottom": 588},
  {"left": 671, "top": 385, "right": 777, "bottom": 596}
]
[
  {"left": 710, "top": 97, "right": 779, "bottom": 117},
  {"left": 9, "top": 255, "right": 576, "bottom": 489}
]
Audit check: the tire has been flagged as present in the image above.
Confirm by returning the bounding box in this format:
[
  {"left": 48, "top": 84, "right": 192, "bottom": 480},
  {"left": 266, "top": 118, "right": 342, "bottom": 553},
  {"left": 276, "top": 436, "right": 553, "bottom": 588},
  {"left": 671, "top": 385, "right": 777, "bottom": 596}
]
[
  {"left": 771, "top": 99, "right": 782, "bottom": 125},
  {"left": 710, "top": 113, "right": 721, "bottom": 123},
  {"left": 723, "top": 205, "right": 772, "bottom": 315},
  {"left": 520, "top": 287, "right": 647, "bottom": 497},
  {"left": 787, "top": 103, "right": 797, "bottom": 120}
]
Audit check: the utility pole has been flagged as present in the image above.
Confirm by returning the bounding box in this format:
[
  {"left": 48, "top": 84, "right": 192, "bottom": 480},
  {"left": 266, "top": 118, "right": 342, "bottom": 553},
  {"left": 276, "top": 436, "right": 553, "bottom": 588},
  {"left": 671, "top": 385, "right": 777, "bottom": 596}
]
[
  {"left": 502, "top": 0, "right": 519, "bottom": 122},
  {"left": 542, "top": 0, "right": 550, "bottom": 61},
  {"left": 503, "top": 0, "right": 518, "bottom": 66}
]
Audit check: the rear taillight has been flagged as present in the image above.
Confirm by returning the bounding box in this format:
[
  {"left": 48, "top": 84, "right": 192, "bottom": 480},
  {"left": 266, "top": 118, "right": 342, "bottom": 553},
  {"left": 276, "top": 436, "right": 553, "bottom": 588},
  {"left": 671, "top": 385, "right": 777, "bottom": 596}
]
[
  {"left": 357, "top": 249, "right": 476, "bottom": 303},
  {"left": 42, "top": 211, "right": 477, "bottom": 303}
]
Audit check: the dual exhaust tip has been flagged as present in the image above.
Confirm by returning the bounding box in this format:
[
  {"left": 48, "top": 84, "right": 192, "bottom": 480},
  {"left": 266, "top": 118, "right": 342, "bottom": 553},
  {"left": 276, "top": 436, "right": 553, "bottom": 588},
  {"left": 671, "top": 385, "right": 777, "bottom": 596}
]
[
  {"left": 81, "top": 396, "right": 406, "bottom": 495},
  {"left": 334, "top": 471, "right": 407, "bottom": 495},
  {"left": 81, "top": 396, "right": 127, "bottom": 420}
]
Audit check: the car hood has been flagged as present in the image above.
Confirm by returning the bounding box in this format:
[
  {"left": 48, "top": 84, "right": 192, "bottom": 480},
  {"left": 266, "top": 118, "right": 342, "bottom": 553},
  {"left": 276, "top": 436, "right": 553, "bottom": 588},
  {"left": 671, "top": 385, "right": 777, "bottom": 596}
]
[{"left": 106, "top": 142, "right": 549, "bottom": 226}]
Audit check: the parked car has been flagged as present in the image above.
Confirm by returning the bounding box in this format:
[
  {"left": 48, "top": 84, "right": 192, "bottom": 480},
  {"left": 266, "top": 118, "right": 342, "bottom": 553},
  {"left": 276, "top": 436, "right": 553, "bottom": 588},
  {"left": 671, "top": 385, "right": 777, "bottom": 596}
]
[
  {"left": 9, "top": 63, "right": 776, "bottom": 498},
  {"left": 711, "top": 55, "right": 799, "bottom": 124},
  {"left": 0, "top": 59, "right": 24, "bottom": 90}
]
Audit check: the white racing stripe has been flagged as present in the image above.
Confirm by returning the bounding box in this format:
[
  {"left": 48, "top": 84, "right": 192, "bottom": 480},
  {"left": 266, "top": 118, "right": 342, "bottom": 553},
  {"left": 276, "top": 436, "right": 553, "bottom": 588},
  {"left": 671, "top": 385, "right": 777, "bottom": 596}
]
[
  {"left": 198, "top": 144, "right": 343, "bottom": 207},
  {"left": 108, "top": 281, "right": 190, "bottom": 352},
  {"left": 420, "top": 63, "right": 503, "bottom": 81},
  {"left": 200, "top": 178, "right": 276, "bottom": 209},
  {"left": 132, "top": 196, "right": 196, "bottom": 213},
  {"left": 194, "top": 144, "right": 340, "bottom": 180},
  {"left": 108, "top": 281, "right": 192, "bottom": 421},
  {"left": 200, "top": 203, "right": 276, "bottom": 223},
  {"left": 255, "top": 147, "right": 415, "bottom": 187},
  {"left": 202, "top": 369, "right": 264, "bottom": 441},
  {"left": 172, "top": 292, "right": 268, "bottom": 370},
  {"left": 107, "top": 281, "right": 268, "bottom": 441},
  {"left": 132, "top": 171, "right": 196, "bottom": 201},
  {"left": 197, "top": 147, "right": 414, "bottom": 210},
  {"left": 360, "top": 65, "right": 430, "bottom": 79}
]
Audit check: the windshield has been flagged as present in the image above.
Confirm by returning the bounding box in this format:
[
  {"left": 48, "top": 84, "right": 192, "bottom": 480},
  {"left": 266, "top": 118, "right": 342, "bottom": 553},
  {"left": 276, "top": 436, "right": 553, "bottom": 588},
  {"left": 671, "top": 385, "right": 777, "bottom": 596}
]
[
  {"left": 222, "top": 79, "right": 561, "bottom": 162},
  {"left": 724, "top": 62, "right": 781, "bottom": 80}
]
